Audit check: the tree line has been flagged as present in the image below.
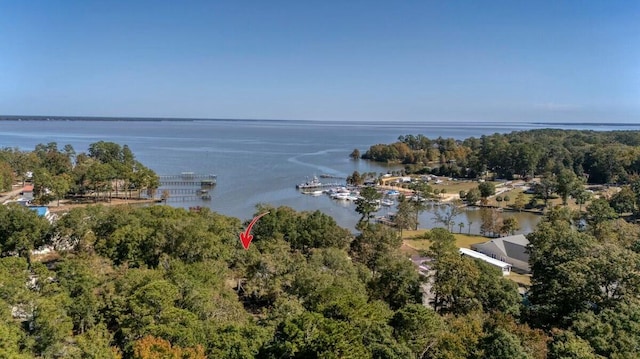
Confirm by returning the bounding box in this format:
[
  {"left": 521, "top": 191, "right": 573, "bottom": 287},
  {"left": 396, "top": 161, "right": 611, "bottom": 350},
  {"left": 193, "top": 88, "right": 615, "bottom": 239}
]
[
  {"left": 361, "top": 130, "right": 640, "bottom": 184},
  {"left": 0, "top": 141, "right": 159, "bottom": 204}
]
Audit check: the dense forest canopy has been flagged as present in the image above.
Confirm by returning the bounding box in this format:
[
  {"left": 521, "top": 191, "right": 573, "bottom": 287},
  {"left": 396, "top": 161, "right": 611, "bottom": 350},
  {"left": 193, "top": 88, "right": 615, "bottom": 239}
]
[
  {"left": 362, "top": 130, "right": 640, "bottom": 183},
  {"left": 2, "top": 200, "right": 639, "bottom": 358}
]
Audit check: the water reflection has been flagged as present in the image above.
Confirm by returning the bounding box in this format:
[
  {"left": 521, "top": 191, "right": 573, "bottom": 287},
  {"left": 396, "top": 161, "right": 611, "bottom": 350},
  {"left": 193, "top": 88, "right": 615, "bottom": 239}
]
[{"left": 376, "top": 202, "right": 541, "bottom": 235}]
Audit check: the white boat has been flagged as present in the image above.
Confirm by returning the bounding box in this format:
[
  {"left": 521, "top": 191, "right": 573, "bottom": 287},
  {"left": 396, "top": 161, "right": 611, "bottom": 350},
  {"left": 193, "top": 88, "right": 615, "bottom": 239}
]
[
  {"left": 381, "top": 199, "right": 395, "bottom": 207},
  {"left": 332, "top": 192, "right": 350, "bottom": 200},
  {"left": 332, "top": 192, "right": 359, "bottom": 201},
  {"left": 296, "top": 176, "right": 323, "bottom": 189},
  {"left": 304, "top": 190, "right": 323, "bottom": 196}
]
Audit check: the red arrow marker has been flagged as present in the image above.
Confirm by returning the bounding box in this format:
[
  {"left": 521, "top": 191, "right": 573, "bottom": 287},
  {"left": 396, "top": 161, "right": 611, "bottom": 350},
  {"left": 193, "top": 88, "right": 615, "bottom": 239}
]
[{"left": 239, "top": 212, "right": 270, "bottom": 250}]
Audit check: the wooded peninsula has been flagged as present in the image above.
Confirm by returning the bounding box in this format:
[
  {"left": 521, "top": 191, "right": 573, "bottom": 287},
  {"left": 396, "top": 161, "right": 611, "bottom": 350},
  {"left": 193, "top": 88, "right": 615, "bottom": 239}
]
[{"left": 1, "top": 129, "right": 640, "bottom": 358}]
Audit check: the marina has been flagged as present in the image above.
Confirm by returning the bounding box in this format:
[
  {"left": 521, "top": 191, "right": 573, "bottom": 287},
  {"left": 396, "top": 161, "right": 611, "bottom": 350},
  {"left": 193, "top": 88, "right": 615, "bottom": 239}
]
[{"left": 0, "top": 119, "right": 547, "bottom": 234}]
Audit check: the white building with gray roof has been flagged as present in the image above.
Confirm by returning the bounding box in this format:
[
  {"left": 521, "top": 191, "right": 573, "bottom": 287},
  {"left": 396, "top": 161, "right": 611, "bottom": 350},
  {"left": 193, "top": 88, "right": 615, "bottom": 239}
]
[{"left": 470, "top": 234, "right": 530, "bottom": 273}]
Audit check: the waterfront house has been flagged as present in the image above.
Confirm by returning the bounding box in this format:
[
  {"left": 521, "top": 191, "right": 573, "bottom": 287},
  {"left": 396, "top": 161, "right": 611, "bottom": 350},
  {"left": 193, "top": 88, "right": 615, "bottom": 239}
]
[{"left": 470, "top": 234, "right": 530, "bottom": 273}]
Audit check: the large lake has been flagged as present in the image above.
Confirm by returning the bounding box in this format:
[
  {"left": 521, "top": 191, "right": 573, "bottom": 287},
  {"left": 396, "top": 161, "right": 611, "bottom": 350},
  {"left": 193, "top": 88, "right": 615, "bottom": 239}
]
[{"left": 3, "top": 119, "right": 639, "bottom": 233}]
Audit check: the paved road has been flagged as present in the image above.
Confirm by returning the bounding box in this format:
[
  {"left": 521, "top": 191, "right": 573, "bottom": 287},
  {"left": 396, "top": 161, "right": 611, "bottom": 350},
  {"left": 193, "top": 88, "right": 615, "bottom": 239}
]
[{"left": 0, "top": 186, "right": 25, "bottom": 204}]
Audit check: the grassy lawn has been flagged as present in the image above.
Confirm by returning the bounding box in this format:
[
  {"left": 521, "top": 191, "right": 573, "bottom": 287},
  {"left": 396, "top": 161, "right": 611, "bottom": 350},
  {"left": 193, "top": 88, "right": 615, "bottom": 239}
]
[
  {"left": 402, "top": 230, "right": 488, "bottom": 252},
  {"left": 453, "top": 233, "right": 490, "bottom": 248},
  {"left": 486, "top": 187, "right": 596, "bottom": 212},
  {"left": 381, "top": 177, "right": 497, "bottom": 197},
  {"left": 508, "top": 272, "right": 531, "bottom": 287},
  {"left": 485, "top": 188, "right": 531, "bottom": 208},
  {"left": 430, "top": 180, "right": 496, "bottom": 194},
  {"left": 401, "top": 229, "right": 429, "bottom": 240}
]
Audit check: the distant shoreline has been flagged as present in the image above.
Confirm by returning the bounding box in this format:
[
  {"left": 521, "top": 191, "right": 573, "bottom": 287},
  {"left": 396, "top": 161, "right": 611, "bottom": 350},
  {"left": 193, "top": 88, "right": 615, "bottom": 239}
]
[
  {"left": 0, "top": 115, "right": 289, "bottom": 122},
  {"left": 1, "top": 116, "right": 639, "bottom": 127}
]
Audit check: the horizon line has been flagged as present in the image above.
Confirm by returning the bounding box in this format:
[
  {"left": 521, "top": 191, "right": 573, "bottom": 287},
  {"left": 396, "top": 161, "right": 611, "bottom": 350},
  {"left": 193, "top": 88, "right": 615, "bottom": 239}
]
[{"left": 1, "top": 114, "right": 639, "bottom": 126}]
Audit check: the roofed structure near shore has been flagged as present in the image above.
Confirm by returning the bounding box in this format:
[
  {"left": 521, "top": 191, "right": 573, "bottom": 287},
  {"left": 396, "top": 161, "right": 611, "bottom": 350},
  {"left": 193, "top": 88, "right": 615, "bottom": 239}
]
[
  {"left": 471, "top": 234, "right": 530, "bottom": 273},
  {"left": 459, "top": 248, "right": 512, "bottom": 275}
]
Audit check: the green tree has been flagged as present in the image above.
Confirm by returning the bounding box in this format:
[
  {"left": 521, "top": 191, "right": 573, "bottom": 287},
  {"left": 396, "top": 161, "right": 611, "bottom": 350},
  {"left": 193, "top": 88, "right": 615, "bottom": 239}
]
[
  {"left": 514, "top": 192, "right": 526, "bottom": 212},
  {"left": 556, "top": 169, "right": 581, "bottom": 206},
  {"left": 427, "top": 228, "right": 480, "bottom": 314},
  {"left": 465, "top": 187, "right": 481, "bottom": 205},
  {"left": 86, "top": 162, "right": 115, "bottom": 201},
  {"left": 478, "top": 182, "right": 496, "bottom": 199},
  {"left": 570, "top": 300, "right": 640, "bottom": 358},
  {"left": 0, "top": 316, "right": 31, "bottom": 358},
  {"left": 50, "top": 173, "right": 72, "bottom": 206},
  {"left": 0, "top": 204, "right": 51, "bottom": 268},
  {"left": 429, "top": 312, "right": 485, "bottom": 359},
  {"left": 609, "top": 185, "right": 636, "bottom": 214},
  {"left": 350, "top": 224, "right": 402, "bottom": 273},
  {"left": 480, "top": 327, "right": 531, "bottom": 359},
  {"left": 573, "top": 189, "right": 592, "bottom": 212},
  {"left": 261, "top": 311, "right": 370, "bottom": 358},
  {"left": 527, "top": 220, "right": 598, "bottom": 328},
  {"left": 391, "top": 304, "right": 442, "bottom": 359},
  {"left": 32, "top": 167, "right": 53, "bottom": 203},
  {"left": 394, "top": 195, "right": 418, "bottom": 236},
  {"left": 480, "top": 208, "right": 501, "bottom": 237},
  {"left": 0, "top": 161, "right": 15, "bottom": 192},
  {"left": 55, "top": 258, "right": 101, "bottom": 334},
  {"left": 500, "top": 217, "right": 520, "bottom": 236},
  {"left": 74, "top": 324, "right": 122, "bottom": 359},
  {"left": 433, "top": 200, "right": 463, "bottom": 232},
  {"left": 346, "top": 170, "right": 363, "bottom": 185},
  {"left": 30, "top": 295, "right": 74, "bottom": 356},
  {"left": 537, "top": 175, "right": 558, "bottom": 206},
  {"left": 586, "top": 199, "right": 618, "bottom": 237},
  {"left": 355, "top": 186, "right": 382, "bottom": 226},
  {"left": 294, "top": 210, "right": 352, "bottom": 252},
  {"left": 368, "top": 253, "right": 423, "bottom": 310},
  {"left": 548, "top": 330, "right": 601, "bottom": 359},
  {"left": 475, "top": 261, "right": 521, "bottom": 316}
]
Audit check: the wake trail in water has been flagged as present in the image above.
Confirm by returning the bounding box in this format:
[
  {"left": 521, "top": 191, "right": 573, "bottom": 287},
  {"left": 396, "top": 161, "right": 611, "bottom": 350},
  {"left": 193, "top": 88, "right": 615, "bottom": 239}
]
[{"left": 287, "top": 149, "right": 347, "bottom": 177}]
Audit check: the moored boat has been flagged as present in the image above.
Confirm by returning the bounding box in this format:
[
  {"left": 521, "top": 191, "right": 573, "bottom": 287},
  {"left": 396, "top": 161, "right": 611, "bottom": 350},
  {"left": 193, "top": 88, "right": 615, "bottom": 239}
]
[
  {"left": 381, "top": 199, "right": 395, "bottom": 207},
  {"left": 296, "top": 176, "right": 322, "bottom": 189}
]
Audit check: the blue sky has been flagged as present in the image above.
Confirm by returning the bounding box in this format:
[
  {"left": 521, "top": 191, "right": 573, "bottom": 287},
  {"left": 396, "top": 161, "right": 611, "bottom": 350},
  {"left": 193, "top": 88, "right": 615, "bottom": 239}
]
[{"left": 1, "top": 1, "right": 638, "bottom": 122}]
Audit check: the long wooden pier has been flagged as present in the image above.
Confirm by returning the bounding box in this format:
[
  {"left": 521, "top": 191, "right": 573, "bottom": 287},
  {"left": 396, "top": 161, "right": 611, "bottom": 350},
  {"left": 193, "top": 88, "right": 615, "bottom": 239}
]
[
  {"left": 159, "top": 173, "right": 217, "bottom": 186},
  {"left": 156, "top": 173, "right": 216, "bottom": 201}
]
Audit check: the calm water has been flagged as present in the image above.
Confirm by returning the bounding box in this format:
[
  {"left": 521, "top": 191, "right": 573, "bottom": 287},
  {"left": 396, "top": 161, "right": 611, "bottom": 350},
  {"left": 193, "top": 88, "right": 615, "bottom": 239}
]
[{"left": 3, "top": 119, "right": 639, "bottom": 233}]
